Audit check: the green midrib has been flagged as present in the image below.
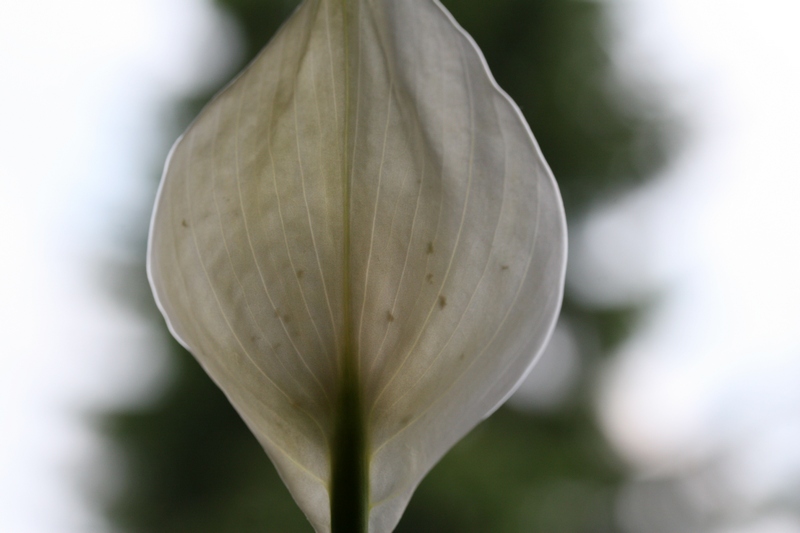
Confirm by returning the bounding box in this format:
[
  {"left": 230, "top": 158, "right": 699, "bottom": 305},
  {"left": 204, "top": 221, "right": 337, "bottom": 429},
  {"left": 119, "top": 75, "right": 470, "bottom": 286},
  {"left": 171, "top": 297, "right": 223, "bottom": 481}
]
[{"left": 330, "top": 0, "right": 369, "bottom": 531}]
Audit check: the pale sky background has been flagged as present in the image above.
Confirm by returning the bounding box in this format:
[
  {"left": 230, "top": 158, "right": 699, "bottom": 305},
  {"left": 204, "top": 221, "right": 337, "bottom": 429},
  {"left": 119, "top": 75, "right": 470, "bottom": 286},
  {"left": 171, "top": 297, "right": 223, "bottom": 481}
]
[
  {"left": 0, "top": 1, "right": 239, "bottom": 531},
  {"left": 1, "top": 1, "right": 798, "bottom": 532}
]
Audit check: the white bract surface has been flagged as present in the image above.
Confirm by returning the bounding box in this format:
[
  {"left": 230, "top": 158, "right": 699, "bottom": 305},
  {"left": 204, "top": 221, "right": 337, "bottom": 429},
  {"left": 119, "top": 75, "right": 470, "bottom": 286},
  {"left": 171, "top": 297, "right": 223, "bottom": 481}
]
[{"left": 148, "top": 0, "right": 566, "bottom": 531}]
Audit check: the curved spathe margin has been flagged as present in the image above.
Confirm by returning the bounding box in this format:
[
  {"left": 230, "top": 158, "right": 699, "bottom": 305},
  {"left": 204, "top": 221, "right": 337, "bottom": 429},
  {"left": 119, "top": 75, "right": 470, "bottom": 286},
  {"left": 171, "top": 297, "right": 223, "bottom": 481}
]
[
  {"left": 429, "top": 0, "right": 568, "bottom": 417},
  {"left": 146, "top": 1, "right": 567, "bottom": 531}
]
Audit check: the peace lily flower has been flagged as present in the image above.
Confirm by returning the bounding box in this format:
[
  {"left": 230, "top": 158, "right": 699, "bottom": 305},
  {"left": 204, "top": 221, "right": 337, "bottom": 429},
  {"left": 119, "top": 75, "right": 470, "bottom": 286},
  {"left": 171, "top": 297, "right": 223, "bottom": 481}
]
[{"left": 147, "top": 0, "right": 566, "bottom": 531}]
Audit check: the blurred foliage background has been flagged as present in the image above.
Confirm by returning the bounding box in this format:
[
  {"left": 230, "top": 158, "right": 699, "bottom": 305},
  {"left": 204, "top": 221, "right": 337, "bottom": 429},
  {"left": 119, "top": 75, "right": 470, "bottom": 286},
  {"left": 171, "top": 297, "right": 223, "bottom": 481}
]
[{"left": 101, "top": 0, "right": 675, "bottom": 531}]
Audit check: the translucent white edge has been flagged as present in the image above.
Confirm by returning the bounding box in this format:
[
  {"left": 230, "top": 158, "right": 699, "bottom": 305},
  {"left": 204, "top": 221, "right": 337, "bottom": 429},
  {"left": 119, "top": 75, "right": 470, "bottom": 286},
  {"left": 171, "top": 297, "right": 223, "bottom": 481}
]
[{"left": 146, "top": 132, "right": 193, "bottom": 353}]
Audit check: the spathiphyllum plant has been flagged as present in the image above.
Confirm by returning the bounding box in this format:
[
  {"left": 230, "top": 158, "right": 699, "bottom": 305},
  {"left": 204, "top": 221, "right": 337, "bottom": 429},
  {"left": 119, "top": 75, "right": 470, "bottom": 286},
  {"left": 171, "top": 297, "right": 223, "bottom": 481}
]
[{"left": 147, "top": 0, "right": 567, "bottom": 531}]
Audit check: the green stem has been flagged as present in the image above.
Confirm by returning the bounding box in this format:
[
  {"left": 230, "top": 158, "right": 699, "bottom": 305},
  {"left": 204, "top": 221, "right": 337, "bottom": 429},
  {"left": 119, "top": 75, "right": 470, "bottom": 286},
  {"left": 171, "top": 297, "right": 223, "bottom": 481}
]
[
  {"left": 331, "top": 379, "right": 368, "bottom": 533},
  {"left": 334, "top": 0, "right": 366, "bottom": 530}
]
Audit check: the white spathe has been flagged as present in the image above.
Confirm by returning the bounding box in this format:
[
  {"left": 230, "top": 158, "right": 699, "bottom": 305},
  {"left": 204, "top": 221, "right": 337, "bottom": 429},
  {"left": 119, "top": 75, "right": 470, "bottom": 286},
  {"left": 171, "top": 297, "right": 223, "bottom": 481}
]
[{"left": 147, "top": 0, "right": 566, "bottom": 531}]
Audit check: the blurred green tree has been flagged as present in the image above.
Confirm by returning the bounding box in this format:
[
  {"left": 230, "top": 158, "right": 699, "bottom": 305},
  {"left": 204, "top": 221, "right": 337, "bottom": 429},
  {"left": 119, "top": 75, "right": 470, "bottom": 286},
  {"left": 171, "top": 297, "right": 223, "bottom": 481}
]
[{"left": 101, "top": 1, "right": 674, "bottom": 531}]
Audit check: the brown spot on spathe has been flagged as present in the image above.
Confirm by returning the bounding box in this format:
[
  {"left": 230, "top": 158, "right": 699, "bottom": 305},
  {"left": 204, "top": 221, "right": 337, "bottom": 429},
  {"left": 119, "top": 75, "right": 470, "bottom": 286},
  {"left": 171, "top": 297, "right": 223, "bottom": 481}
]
[
  {"left": 386, "top": 311, "right": 395, "bottom": 322},
  {"left": 439, "top": 295, "right": 447, "bottom": 309},
  {"left": 426, "top": 241, "right": 434, "bottom": 254}
]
